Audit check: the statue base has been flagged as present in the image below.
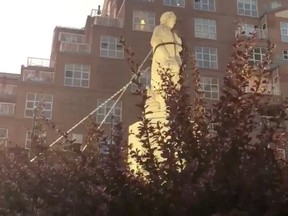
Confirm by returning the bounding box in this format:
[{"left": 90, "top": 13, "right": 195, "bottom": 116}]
[{"left": 128, "top": 88, "right": 168, "bottom": 173}]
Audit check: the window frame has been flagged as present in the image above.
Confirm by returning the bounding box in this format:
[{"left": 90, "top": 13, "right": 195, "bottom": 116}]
[
  {"left": 199, "top": 77, "right": 219, "bottom": 100},
  {"left": 64, "top": 64, "right": 90, "bottom": 88},
  {"left": 283, "top": 50, "right": 288, "bottom": 60},
  {"left": 131, "top": 68, "right": 151, "bottom": 93},
  {"left": 25, "top": 130, "right": 32, "bottom": 149},
  {"left": 0, "top": 128, "right": 8, "bottom": 147},
  {"left": 250, "top": 47, "right": 266, "bottom": 64},
  {"left": 96, "top": 99, "right": 122, "bottom": 124},
  {"left": 194, "top": 18, "right": 217, "bottom": 40},
  {"left": 100, "top": 35, "right": 124, "bottom": 59},
  {"left": 194, "top": 0, "right": 216, "bottom": 12},
  {"left": 280, "top": 22, "right": 288, "bottom": 42},
  {"left": 163, "top": 0, "right": 185, "bottom": 8},
  {"left": 237, "top": 0, "right": 258, "bottom": 17},
  {"left": 0, "top": 102, "right": 15, "bottom": 116},
  {"left": 24, "top": 93, "right": 53, "bottom": 119},
  {"left": 195, "top": 46, "right": 218, "bottom": 69},
  {"left": 132, "top": 10, "right": 155, "bottom": 32},
  {"left": 0, "top": 84, "right": 17, "bottom": 96}
]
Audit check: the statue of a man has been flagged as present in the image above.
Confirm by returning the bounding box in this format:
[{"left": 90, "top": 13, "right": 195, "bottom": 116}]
[{"left": 150, "top": 11, "right": 182, "bottom": 90}]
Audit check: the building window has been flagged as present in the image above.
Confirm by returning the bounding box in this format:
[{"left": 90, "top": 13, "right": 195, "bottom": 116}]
[
  {"left": 194, "top": 0, "right": 215, "bottom": 11},
  {"left": 163, "top": 0, "right": 185, "bottom": 7},
  {"left": 25, "top": 130, "right": 32, "bottom": 149},
  {"left": 96, "top": 99, "right": 122, "bottom": 124},
  {"left": 237, "top": 0, "right": 258, "bottom": 17},
  {"left": 0, "top": 84, "right": 17, "bottom": 96},
  {"left": 272, "top": 75, "right": 280, "bottom": 96},
  {"left": 0, "top": 128, "right": 8, "bottom": 147},
  {"left": 250, "top": 47, "right": 266, "bottom": 64},
  {"left": 283, "top": 50, "right": 288, "bottom": 60},
  {"left": 69, "top": 133, "right": 83, "bottom": 144},
  {"left": 280, "top": 22, "right": 288, "bottom": 42},
  {"left": 133, "top": 10, "right": 155, "bottom": 32},
  {"left": 0, "top": 102, "right": 15, "bottom": 116},
  {"left": 25, "top": 93, "right": 53, "bottom": 119},
  {"left": 131, "top": 68, "right": 151, "bottom": 93},
  {"left": 100, "top": 36, "right": 124, "bottom": 59},
  {"left": 199, "top": 77, "right": 219, "bottom": 100},
  {"left": 195, "top": 46, "right": 218, "bottom": 69},
  {"left": 194, "top": 18, "right": 217, "bottom": 40},
  {"left": 271, "top": 1, "right": 281, "bottom": 9},
  {"left": 64, "top": 64, "right": 90, "bottom": 88}
]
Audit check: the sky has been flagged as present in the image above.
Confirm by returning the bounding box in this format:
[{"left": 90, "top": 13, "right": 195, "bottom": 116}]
[{"left": 0, "top": 0, "right": 104, "bottom": 74}]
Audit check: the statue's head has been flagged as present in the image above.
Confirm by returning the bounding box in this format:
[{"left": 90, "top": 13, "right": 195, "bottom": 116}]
[{"left": 160, "top": 11, "right": 177, "bottom": 29}]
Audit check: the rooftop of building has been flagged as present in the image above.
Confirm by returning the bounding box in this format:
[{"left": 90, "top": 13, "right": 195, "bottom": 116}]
[{"left": 0, "top": 72, "right": 20, "bottom": 79}]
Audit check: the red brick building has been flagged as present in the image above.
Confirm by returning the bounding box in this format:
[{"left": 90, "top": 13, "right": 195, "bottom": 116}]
[{"left": 1, "top": 0, "right": 288, "bottom": 155}]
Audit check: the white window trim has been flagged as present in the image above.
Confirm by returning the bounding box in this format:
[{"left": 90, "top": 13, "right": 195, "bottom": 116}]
[
  {"left": 194, "top": 18, "right": 217, "bottom": 40},
  {"left": 194, "top": 0, "right": 216, "bottom": 11},
  {"left": 0, "top": 84, "right": 17, "bottom": 96},
  {"left": 25, "top": 130, "right": 32, "bottom": 149},
  {"left": 64, "top": 64, "right": 90, "bottom": 88},
  {"left": 96, "top": 99, "right": 122, "bottom": 124},
  {"left": 283, "top": 50, "right": 288, "bottom": 60},
  {"left": 24, "top": 93, "right": 54, "bottom": 119},
  {"left": 250, "top": 47, "right": 266, "bottom": 64},
  {"left": 237, "top": 0, "right": 258, "bottom": 17},
  {"left": 163, "top": 0, "right": 185, "bottom": 8},
  {"left": 100, "top": 35, "right": 124, "bottom": 59},
  {"left": 195, "top": 46, "right": 218, "bottom": 69},
  {"left": 0, "top": 102, "right": 15, "bottom": 116},
  {"left": 271, "top": 1, "right": 281, "bottom": 10},
  {"left": 0, "top": 128, "right": 8, "bottom": 147},
  {"left": 132, "top": 10, "right": 155, "bottom": 32},
  {"left": 280, "top": 22, "right": 288, "bottom": 42},
  {"left": 199, "top": 77, "right": 219, "bottom": 100},
  {"left": 131, "top": 67, "right": 151, "bottom": 93}
]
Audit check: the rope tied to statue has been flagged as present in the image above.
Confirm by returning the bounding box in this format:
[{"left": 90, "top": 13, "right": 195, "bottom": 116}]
[{"left": 153, "top": 42, "right": 182, "bottom": 55}]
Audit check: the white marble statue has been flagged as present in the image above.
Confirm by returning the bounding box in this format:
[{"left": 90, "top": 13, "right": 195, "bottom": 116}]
[
  {"left": 150, "top": 11, "right": 182, "bottom": 90},
  {"left": 128, "top": 12, "right": 183, "bottom": 172},
  {"left": 146, "top": 11, "right": 182, "bottom": 118}
]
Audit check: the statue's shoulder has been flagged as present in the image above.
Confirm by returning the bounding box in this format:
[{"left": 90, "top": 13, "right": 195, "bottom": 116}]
[{"left": 153, "top": 24, "right": 165, "bottom": 32}]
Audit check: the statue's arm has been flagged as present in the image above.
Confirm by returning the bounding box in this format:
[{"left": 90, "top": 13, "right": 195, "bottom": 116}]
[
  {"left": 174, "top": 33, "right": 183, "bottom": 52},
  {"left": 150, "top": 26, "right": 170, "bottom": 59}
]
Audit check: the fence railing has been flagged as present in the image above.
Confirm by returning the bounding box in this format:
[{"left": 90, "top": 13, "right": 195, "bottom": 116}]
[
  {"left": 0, "top": 84, "right": 17, "bottom": 96},
  {"left": 245, "top": 78, "right": 280, "bottom": 96},
  {"left": 0, "top": 102, "right": 15, "bottom": 116},
  {"left": 94, "top": 16, "right": 123, "bottom": 28},
  {"left": 235, "top": 28, "right": 268, "bottom": 39},
  {"left": 27, "top": 57, "right": 52, "bottom": 68},
  {"left": 22, "top": 70, "right": 54, "bottom": 84},
  {"left": 60, "top": 42, "right": 91, "bottom": 54},
  {"left": 58, "top": 32, "right": 86, "bottom": 43}
]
